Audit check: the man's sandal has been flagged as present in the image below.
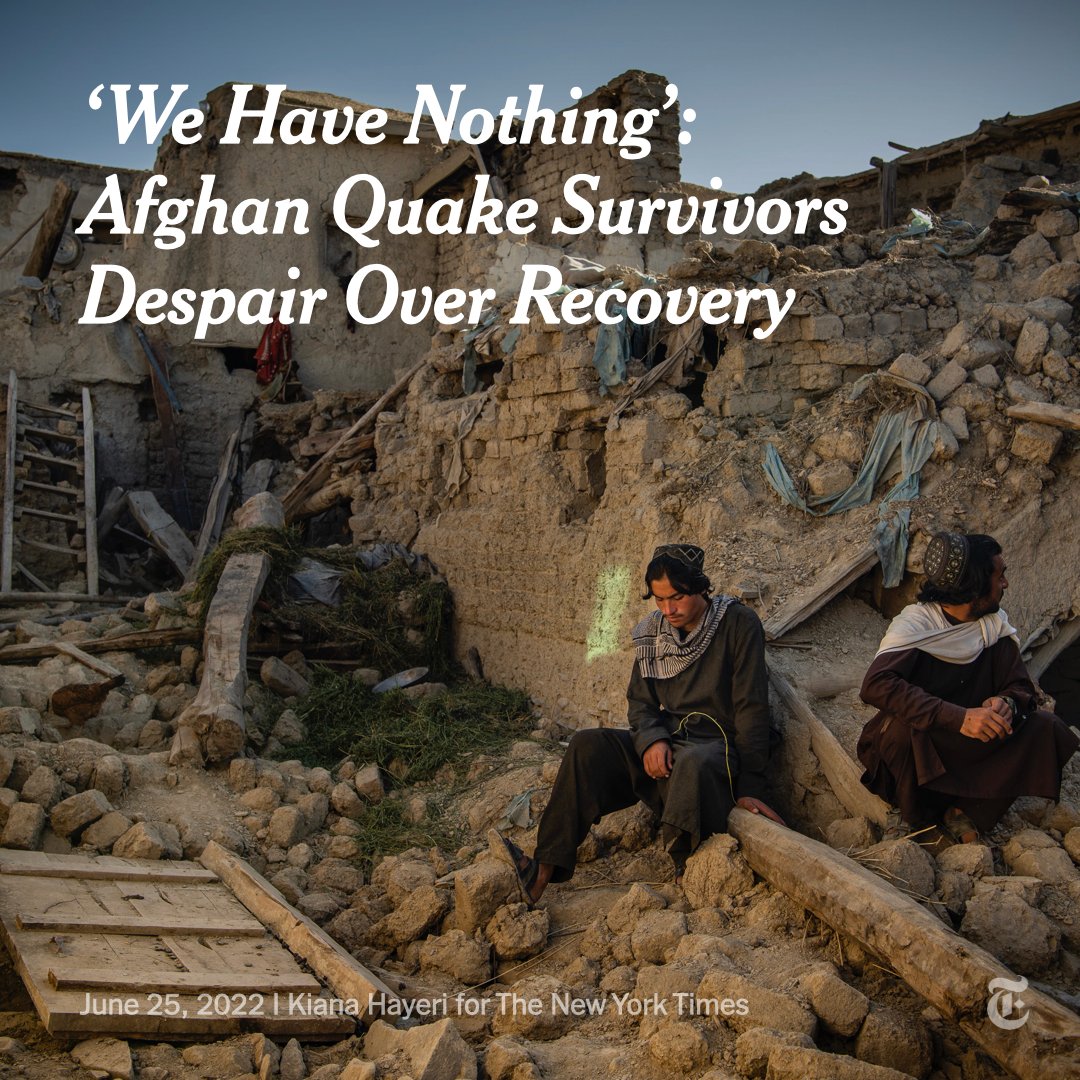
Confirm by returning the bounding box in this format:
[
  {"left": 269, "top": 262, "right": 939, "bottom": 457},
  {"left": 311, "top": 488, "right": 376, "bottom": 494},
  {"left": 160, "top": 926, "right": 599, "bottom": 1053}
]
[
  {"left": 487, "top": 828, "right": 539, "bottom": 907},
  {"left": 942, "top": 808, "right": 980, "bottom": 845}
]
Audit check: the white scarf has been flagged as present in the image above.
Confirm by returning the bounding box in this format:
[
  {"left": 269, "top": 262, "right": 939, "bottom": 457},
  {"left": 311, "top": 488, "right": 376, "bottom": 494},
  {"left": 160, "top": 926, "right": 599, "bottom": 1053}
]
[{"left": 875, "top": 602, "right": 1020, "bottom": 665}]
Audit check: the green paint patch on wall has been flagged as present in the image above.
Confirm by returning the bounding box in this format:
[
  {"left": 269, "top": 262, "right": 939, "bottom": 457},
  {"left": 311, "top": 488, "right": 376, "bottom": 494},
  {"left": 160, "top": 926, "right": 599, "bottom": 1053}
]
[{"left": 586, "top": 564, "right": 632, "bottom": 662}]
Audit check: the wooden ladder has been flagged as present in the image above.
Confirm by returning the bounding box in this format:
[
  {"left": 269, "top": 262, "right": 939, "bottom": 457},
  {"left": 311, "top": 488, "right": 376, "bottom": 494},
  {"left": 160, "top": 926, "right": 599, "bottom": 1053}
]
[{"left": 2, "top": 371, "right": 98, "bottom": 599}]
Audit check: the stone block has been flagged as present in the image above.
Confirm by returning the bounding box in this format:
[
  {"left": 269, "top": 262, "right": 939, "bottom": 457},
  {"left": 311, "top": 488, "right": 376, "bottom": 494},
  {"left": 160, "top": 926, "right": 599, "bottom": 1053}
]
[
  {"left": 735, "top": 1028, "right": 816, "bottom": 1079},
  {"left": 843, "top": 314, "right": 871, "bottom": 338},
  {"left": 20, "top": 766, "right": 61, "bottom": 809},
  {"left": 953, "top": 338, "right": 1010, "bottom": 371},
  {"left": 682, "top": 834, "right": 755, "bottom": 909},
  {"left": 807, "top": 462, "right": 854, "bottom": 498},
  {"left": 799, "top": 364, "right": 843, "bottom": 391},
  {"left": 491, "top": 975, "right": 574, "bottom": 1041},
  {"left": 887, "top": 353, "right": 931, "bottom": 384},
  {"left": 1009, "top": 232, "right": 1055, "bottom": 269},
  {"left": 331, "top": 782, "right": 365, "bottom": 820},
  {"left": 859, "top": 839, "right": 935, "bottom": 897},
  {"left": 647, "top": 1021, "right": 710, "bottom": 1073},
  {"left": 455, "top": 859, "right": 518, "bottom": 933},
  {"left": 1026, "top": 296, "right": 1073, "bottom": 326},
  {"left": 1011, "top": 422, "right": 1062, "bottom": 464},
  {"left": 699, "top": 970, "right": 816, "bottom": 1037},
  {"left": 112, "top": 821, "right": 182, "bottom": 860},
  {"left": 937, "top": 844, "right": 994, "bottom": 877},
  {"left": 1014, "top": 318, "right": 1050, "bottom": 375},
  {"left": 961, "top": 887, "right": 1059, "bottom": 972},
  {"left": 824, "top": 817, "right": 878, "bottom": 851},
  {"left": 926, "top": 359, "right": 967, "bottom": 402},
  {"left": 630, "top": 909, "right": 688, "bottom": 964},
  {"left": 802, "top": 315, "right": 844, "bottom": 341},
  {"left": 855, "top": 1005, "right": 932, "bottom": 1079},
  {"left": 420, "top": 928, "right": 492, "bottom": 984},
  {"left": 971, "top": 364, "right": 1001, "bottom": 388},
  {"left": 1, "top": 802, "right": 45, "bottom": 849},
  {"left": 941, "top": 406, "right": 969, "bottom": 441},
  {"left": 487, "top": 902, "right": 550, "bottom": 960},
  {"left": 871, "top": 312, "right": 901, "bottom": 336},
  {"left": 267, "top": 806, "right": 308, "bottom": 848},
  {"left": 0, "top": 707, "right": 42, "bottom": 737},
  {"left": 1033, "top": 262, "right": 1080, "bottom": 300},
  {"left": 899, "top": 308, "right": 927, "bottom": 332},
  {"left": 1035, "top": 208, "right": 1078, "bottom": 237},
  {"left": 261, "top": 657, "right": 310, "bottom": 698},
  {"left": 354, "top": 763, "right": 385, "bottom": 801},
  {"left": 82, "top": 811, "right": 134, "bottom": 852},
  {"left": 50, "top": 790, "right": 112, "bottom": 839},
  {"left": 799, "top": 968, "right": 870, "bottom": 1037},
  {"left": 71, "top": 1037, "right": 134, "bottom": 1080}
]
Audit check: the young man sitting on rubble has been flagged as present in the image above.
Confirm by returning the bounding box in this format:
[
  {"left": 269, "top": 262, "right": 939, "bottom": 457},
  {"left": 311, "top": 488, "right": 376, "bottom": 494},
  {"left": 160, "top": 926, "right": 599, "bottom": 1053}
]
[
  {"left": 494, "top": 542, "right": 784, "bottom": 904},
  {"left": 857, "top": 531, "right": 1079, "bottom": 844}
]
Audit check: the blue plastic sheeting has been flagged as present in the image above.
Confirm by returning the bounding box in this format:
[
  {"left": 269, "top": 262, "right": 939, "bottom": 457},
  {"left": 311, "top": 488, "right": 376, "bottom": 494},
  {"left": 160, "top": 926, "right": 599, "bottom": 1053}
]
[
  {"left": 873, "top": 506, "right": 911, "bottom": 589},
  {"left": 592, "top": 302, "right": 631, "bottom": 394},
  {"left": 763, "top": 403, "right": 939, "bottom": 585}
]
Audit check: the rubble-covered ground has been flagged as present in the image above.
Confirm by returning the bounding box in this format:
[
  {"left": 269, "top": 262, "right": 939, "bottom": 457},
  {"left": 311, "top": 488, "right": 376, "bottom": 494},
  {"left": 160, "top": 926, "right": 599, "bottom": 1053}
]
[{"left": 3, "top": 131, "right": 1080, "bottom": 1080}]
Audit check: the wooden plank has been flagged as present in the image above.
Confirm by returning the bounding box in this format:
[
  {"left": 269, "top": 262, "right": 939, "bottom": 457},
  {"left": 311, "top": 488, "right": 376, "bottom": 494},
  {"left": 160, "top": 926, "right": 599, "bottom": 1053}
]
[
  {"left": 48, "top": 969, "right": 321, "bottom": 992},
  {"left": 18, "top": 424, "right": 81, "bottom": 443},
  {"left": 18, "top": 449, "right": 82, "bottom": 470},
  {"left": 17, "top": 479, "right": 83, "bottom": 499},
  {"left": 22, "top": 179, "right": 79, "bottom": 280},
  {"left": 199, "top": 841, "right": 400, "bottom": 1021},
  {"left": 770, "top": 671, "right": 889, "bottom": 826},
  {"left": 2, "top": 370, "right": 16, "bottom": 592},
  {"left": 0, "top": 850, "right": 217, "bottom": 883},
  {"left": 282, "top": 359, "right": 424, "bottom": 522},
  {"left": 54, "top": 642, "right": 124, "bottom": 679},
  {"left": 763, "top": 544, "right": 879, "bottom": 641},
  {"left": 82, "top": 387, "right": 99, "bottom": 597},
  {"left": 16, "top": 536, "right": 84, "bottom": 560},
  {"left": 13, "top": 561, "right": 49, "bottom": 592},
  {"left": 728, "top": 808, "right": 1080, "bottom": 1080},
  {"left": 1006, "top": 401, "right": 1080, "bottom": 432},
  {"left": 14, "top": 505, "right": 83, "bottom": 524},
  {"left": 184, "top": 428, "right": 240, "bottom": 586},
  {"left": 0, "top": 626, "right": 199, "bottom": 661},
  {"left": 1029, "top": 617, "right": 1080, "bottom": 681},
  {"left": 176, "top": 550, "right": 269, "bottom": 762},
  {"left": 0, "top": 592, "right": 140, "bottom": 608},
  {"left": 20, "top": 914, "right": 263, "bottom": 936},
  {"left": 126, "top": 490, "right": 195, "bottom": 577},
  {"left": 20, "top": 399, "right": 78, "bottom": 419},
  {"left": 297, "top": 429, "right": 374, "bottom": 458}
]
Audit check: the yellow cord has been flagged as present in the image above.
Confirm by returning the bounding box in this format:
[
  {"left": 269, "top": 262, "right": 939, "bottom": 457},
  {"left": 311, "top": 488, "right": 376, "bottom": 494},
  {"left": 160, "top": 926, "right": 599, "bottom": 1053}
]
[{"left": 672, "top": 710, "right": 737, "bottom": 803}]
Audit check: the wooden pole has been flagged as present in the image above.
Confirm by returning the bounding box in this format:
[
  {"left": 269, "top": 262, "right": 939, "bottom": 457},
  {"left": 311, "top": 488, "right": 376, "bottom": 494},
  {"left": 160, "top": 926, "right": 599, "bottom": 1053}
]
[
  {"left": 22, "top": 180, "right": 79, "bottom": 281},
  {"left": 727, "top": 809, "right": 1080, "bottom": 1080},
  {"left": 281, "top": 360, "right": 424, "bottom": 522}
]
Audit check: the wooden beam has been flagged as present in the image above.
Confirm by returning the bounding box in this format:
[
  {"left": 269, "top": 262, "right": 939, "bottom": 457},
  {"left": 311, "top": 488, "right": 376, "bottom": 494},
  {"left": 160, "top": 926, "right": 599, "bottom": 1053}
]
[
  {"left": 763, "top": 544, "right": 879, "bottom": 641},
  {"left": 770, "top": 671, "right": 889, "bottom": 826},
  {"left": 0, "top": 850, "right": 217, "bottom": 883},
  {"left": 53, "top": 642, "right": 124, "bottom": 679},
  {"left": 48, "top": 969, "right": 320, "bottom": 992},
  {"left": 81, "top": 387, "right": 99, "bottom": 597},
  {"left": 281, "top": 360, "right": 424, "bottom": 522},
  {"left": 1005, "top": 402, "right": 1080, "bottom": 432},
  {"left": 727, "top": 809, "right": 1080, "bottom": 1080},
  {"left": 199, "top": 841, "right": 400, "bottom": 1021},
  {"left": 20, "top": 914, "right": 263, "bottom": 936},
  {"left": 21, "top": 180, "right": 79, "bottom": 280},
  {"left": 0, "top": 626, "right": 199, "bottom": 662},
  {"left": 185, "top": 427, "right": 240, "bottom": 585},
  {"left": 411, "top": 145, "right": 478, "bottom": 200},
  {"left": 2, "top": 371, "right": 17, "bottom": 592},
  {"left": 126, "top": 490, "right": 195, "bottom": 578}
]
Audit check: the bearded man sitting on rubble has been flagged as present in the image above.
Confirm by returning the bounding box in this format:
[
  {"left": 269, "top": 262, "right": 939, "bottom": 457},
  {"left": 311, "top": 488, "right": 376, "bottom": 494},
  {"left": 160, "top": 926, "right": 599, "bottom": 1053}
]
[
  {"left": 493, "top": 542, "right": 783, "bottom": 904},
  {"left": 857, "top": 531, "right": 1079, "bottom": 843}
]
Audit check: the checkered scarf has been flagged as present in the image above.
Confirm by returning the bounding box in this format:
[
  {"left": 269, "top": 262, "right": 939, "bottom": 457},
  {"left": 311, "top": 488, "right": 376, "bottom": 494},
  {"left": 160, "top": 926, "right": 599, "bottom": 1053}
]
[{"left": 632, "top": 594, "right": 737, "bottom": 679}]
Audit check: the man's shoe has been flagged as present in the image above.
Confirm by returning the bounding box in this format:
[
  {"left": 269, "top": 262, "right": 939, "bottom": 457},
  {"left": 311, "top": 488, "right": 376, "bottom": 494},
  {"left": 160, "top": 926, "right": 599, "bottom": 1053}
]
[
  {"left": 488, "top": 828, "right": 539, "bottom": 908},
  {"left": 883, "top": 808, "right": 912, "bottom": 841},
  {"left": 942, "top": 808, "right": 980, "bottom": 844}
]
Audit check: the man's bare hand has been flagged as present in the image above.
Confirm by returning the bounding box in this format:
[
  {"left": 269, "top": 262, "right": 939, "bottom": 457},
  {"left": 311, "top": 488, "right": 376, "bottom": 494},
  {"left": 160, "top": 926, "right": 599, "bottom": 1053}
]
[
  {"left": 642, "top": 741, "right": 673, "bottom": 779},
  {"left": 735, "top": 797, "right": 786, "bottom": 826},
  {"left": 982, "top": 695, "right": 1013, "bottom": 722},
  {"left": 961, "top": 706, "right": 1012, "bottom": 741}
]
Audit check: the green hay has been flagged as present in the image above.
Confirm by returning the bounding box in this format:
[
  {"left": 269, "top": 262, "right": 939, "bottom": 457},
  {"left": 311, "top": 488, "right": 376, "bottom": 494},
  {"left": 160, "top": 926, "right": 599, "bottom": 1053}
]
[
  {"left": 291, "top": 671, "right": 533, "bottom": 784},
  {"left": 347, "top": 797, "right": 462, "bottom": 868},
  {"left": 190, "top": 526, "right": 453, "bottom": 675}
]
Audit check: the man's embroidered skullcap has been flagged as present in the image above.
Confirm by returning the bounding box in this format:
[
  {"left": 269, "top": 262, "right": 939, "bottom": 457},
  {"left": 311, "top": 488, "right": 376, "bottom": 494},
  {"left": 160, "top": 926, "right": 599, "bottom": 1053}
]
[
  {"left": 924, "top": 532, "right": 970, "bottom": 590},
  {"left": 651, "top": 543, "right": 706, "bottom": 570}
]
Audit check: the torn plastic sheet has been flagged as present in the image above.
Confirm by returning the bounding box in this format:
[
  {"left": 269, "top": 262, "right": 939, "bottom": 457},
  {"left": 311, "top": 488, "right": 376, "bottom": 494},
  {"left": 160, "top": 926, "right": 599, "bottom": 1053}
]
[
  {"left": 497, "top": 790, "right": 536, "bottom": 831},
  {"left": 879, "top": 208, "right": 933, "bottom": 254},
  {"left": 287, "top": 557, "right": 345, "bottom": 606},
  {"left": 356, "top": 542, "right": 434, "bottom": 575},
  {"left": 592, "top": 299, "right": 631, "bottom": 394},
  {"left": 446, "top": 392, "right": 489, "bottom": 498},
  {"left": 874, "top": 506, "right": 912, "bottom": 589}
]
